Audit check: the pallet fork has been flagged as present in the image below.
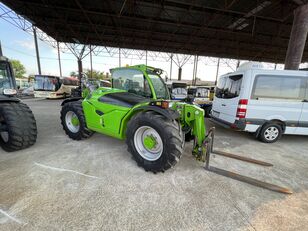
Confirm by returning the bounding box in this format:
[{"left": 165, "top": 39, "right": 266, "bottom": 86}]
[{"left": 203, "top": 128, "right": 292, "bottom": 194}]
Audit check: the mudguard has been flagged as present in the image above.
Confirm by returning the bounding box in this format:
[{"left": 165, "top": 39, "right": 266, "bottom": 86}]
[
  {"left": 61, "top": 97, "right": 83, "bottom": 106},
  {"left": 133, "top": 105, "right": 180, "bottom": 120},
  {"left": 0, "top": 96, "right": 20, "bottom": 103}
]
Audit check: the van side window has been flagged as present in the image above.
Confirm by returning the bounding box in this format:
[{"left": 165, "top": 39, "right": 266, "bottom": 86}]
[
  {"left": 252, "top": 75, "right": 304, "bottom": 100},
  {"left": 215, "top": 74, "right": 243, "bottom": 99}
]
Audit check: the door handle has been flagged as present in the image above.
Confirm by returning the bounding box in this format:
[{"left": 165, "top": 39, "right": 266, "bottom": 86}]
[
  {"left": 222, "top": 104, "right": 226, "bottom": 106},
  {"left": 303, "top": 99, "right": 308, "bottom": 103}
]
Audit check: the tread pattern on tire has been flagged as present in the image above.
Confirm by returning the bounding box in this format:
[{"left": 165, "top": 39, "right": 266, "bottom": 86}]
[
  {"left": 126, "top": 111, "right": 184, "bottom": 173},
  {"left": 60, "top": 101, "right": 93, "bottom": 140},
  {"left": 0, "top": 102, "right": 37, "bottom": 152}
]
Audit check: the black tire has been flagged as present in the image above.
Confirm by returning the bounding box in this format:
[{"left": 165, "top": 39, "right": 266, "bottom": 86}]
[
  {"left": 258, "top": 123, "right": 283, "bottom": 143},
  {"left": 203, "top": 106, "right": 212, "bottom": 118},
  {"left": 126, "top": 111, "right": 184, "bottom": 173},
  {"left": 60, "top": 101, "right": 94, "bottom": 140},
  {"left": 0, "top": 102, "right": 37, "bottom": 152},
  {"left": 184, "top": 128, "right": 194, "bottom": 142}
]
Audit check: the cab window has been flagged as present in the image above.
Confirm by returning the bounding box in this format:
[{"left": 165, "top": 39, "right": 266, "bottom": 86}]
[{"left": 112, "top": 69, "right": 151, "bottom": 97}]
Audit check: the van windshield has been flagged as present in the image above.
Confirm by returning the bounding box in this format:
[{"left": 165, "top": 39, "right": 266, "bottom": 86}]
[{"left": 215, "top": 74, "right": 243, "bottom": 99}]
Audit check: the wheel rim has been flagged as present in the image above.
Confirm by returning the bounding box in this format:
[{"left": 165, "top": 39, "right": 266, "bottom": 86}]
[
  {"left": 134, "top": 126, "right": 163, "bottom": 161},
  {"left": 65, "top": 111, "right": 80, "bottom": 133},
  {"left": 0, "top": 131, "right": 9, "bottom": 143},
  {"left": 264, "top": 126, "right": 279, "bottom": 141}
]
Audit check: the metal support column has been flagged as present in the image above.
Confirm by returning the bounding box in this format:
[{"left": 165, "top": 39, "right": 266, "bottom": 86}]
[
  {"left": 285, "top": 3, "right": 308, "bottom": 70},
  {"left": 194, "top": 55, "right": 199, "bottom": 86},
  {"left": 236, "top": 60, "right": 240, "bottom": 69},
  {"left": 57, "top": 42, "right": 62, "bottom": 77},
  {"left": 78, "top": 58, "right": 83, "bottom": 86},
  {"left": 90, "top": 45, "right": 93, "bottom": 78},
  {"left": 0, "top": 41, "right": 3, "bottom": 56},
  {"left": 178, "top": 67, "right": 182, "bottom": 81},
  {"left": 33, "top": 27, "right": 42, "bottom": 75},
  {"left": 119, "top": 48, "right": 121, "bottom": 67},
  {"left": 170, "top": 54, "right": 173, "bottom": 81},
  {"left": 145, "top": 50, "right": 148, "bottom": 66},
  {"left": 192, "top": 55, "right": 196, "bottom": 85},
  {"left": 215, "top": 58, "right": 220, "bottom": 86}
]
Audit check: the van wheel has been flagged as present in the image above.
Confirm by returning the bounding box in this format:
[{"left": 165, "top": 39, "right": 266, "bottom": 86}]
[{"left": 258, "top": 123, "right": 282, "bottom": 143}]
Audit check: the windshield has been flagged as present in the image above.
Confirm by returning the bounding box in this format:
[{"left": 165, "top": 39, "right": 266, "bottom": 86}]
[
  {"left": 34, "top": 76, "right": 60, "bottom": 91},
  {"left": 147, "top": 72, "right": 169, "bottom": 99},
  {"left": 0, "top": 61, "right": 13, "bottom": 94},
  {"left": 196, "top": 88, "right": 209, "bottom": 97},
  {"left": 112, "top": 69, "right": 152, "bottom": 97}
]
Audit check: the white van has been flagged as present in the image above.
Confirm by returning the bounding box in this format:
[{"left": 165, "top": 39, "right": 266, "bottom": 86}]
[{"left": 211, "top": 62, "right": 308, "bottom": 143}]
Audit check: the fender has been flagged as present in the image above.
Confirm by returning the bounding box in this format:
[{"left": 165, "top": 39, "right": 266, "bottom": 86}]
[
  {"left": 133, "top": 105, "right": 180, "bottom": 120},
  {"left": 0, "top": 96, "right": 20, "bottom": 103},
  {"left": 61, "top": 97, "right": 83, "bottom": 106}
]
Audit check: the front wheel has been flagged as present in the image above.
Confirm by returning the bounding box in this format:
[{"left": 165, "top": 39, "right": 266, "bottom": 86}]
[
  {"left": 258, "top": 123, "right": 283, "bottom": 143},
  {"left": 60, "top": 101, "right": 94, "bottom": 140},
  {"left": 126, "top": 111, "right": 184, "bottom": 173},
  {"left": 0, "top": 102, "right": 37, "bottom": 152}
]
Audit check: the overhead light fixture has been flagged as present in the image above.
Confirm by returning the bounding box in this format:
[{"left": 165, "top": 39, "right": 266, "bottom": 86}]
[{"left": 227, "top": 1, "right": 271, "bottom": 30}]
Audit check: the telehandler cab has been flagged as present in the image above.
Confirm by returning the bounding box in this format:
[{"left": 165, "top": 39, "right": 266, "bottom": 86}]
[
  {"left": 0, "top": 55, "right": 37, "bottom": 151},
  {"left": 61, "top": 65, "right": 291, "bottom": 194}
]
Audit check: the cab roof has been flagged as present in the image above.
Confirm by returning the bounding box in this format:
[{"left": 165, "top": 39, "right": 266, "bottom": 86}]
[{"left": 110, "top": 64, "right": 163, "bottom": 75}]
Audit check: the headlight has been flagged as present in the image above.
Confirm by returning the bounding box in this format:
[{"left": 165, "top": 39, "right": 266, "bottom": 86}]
[{"left": 3, "top": 89, "right": 17, "bottom": 95}]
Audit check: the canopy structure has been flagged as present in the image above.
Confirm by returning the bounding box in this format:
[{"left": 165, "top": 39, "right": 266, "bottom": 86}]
[{"left": 2, "top": 0, "right": 308, "bottom": 63}]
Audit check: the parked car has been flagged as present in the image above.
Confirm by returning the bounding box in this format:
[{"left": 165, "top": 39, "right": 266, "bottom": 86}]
[
  {"left": 166, "top": 81, "right": 188, "bottom": 100},
  {"left": 188, "top": 86, "right": 212, "bottom": 117},
  {"left": 211, "top": 62, "right": 308, "bottom": 143}
]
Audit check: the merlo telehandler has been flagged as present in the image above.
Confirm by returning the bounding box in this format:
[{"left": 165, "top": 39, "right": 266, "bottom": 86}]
[{"left": 60, "top": 64, "right": 292, "bottom": 194}]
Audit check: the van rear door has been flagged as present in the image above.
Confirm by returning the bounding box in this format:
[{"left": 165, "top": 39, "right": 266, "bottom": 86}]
[
  {"left": 212, "top": 74, "right": 243, "bottom": 124},
  {"left": 296, "top": 79, "right": 308, "bottom": 135}
]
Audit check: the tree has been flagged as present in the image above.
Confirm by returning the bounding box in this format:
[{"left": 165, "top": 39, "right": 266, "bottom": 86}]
[
  {"left": 83, "top": 69, "right": 111, "bottom": 80},
  {"left": 11, "top": 59, "right": 26, "bottom": 78}
]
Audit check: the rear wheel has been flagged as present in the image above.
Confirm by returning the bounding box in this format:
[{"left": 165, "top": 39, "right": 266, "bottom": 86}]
[
  {"left": 126, "top": 111, "right": 184, "bottom": 173},
  {"left": 0, "top": 102, "right": 37, "bottom": 152},
  {"left": 258, "top": 123, "right": 282, "bottom": 143},
  {"left": 60, "top": 101, "right": 94, "bottom": 140}
]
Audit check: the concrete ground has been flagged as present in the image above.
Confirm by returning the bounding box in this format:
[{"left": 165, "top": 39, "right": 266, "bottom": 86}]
[{"left": 0, "top": 98, "right": 307, "bottom": 231}]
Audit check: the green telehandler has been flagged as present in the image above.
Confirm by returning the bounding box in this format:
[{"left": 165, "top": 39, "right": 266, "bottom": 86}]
[
  {"left": 60, "top": 65, "right": 291, "bottom": 194},
  {"left": 61, "top": 65, "right": 206, "bottom": 172}
]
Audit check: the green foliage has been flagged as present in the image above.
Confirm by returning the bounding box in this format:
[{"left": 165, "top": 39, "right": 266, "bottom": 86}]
[
  {"left": 70, "top": 71, "right": 77, "bottom": 77},
  {"left": 84, "top": 69, "right": 109, "bottom": 80},
  {"left": 11, "top": 59, "right": 26, "bottom": 78},
  {"left": 70, "top": 69, "right": 110, "bottom": 80}
]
